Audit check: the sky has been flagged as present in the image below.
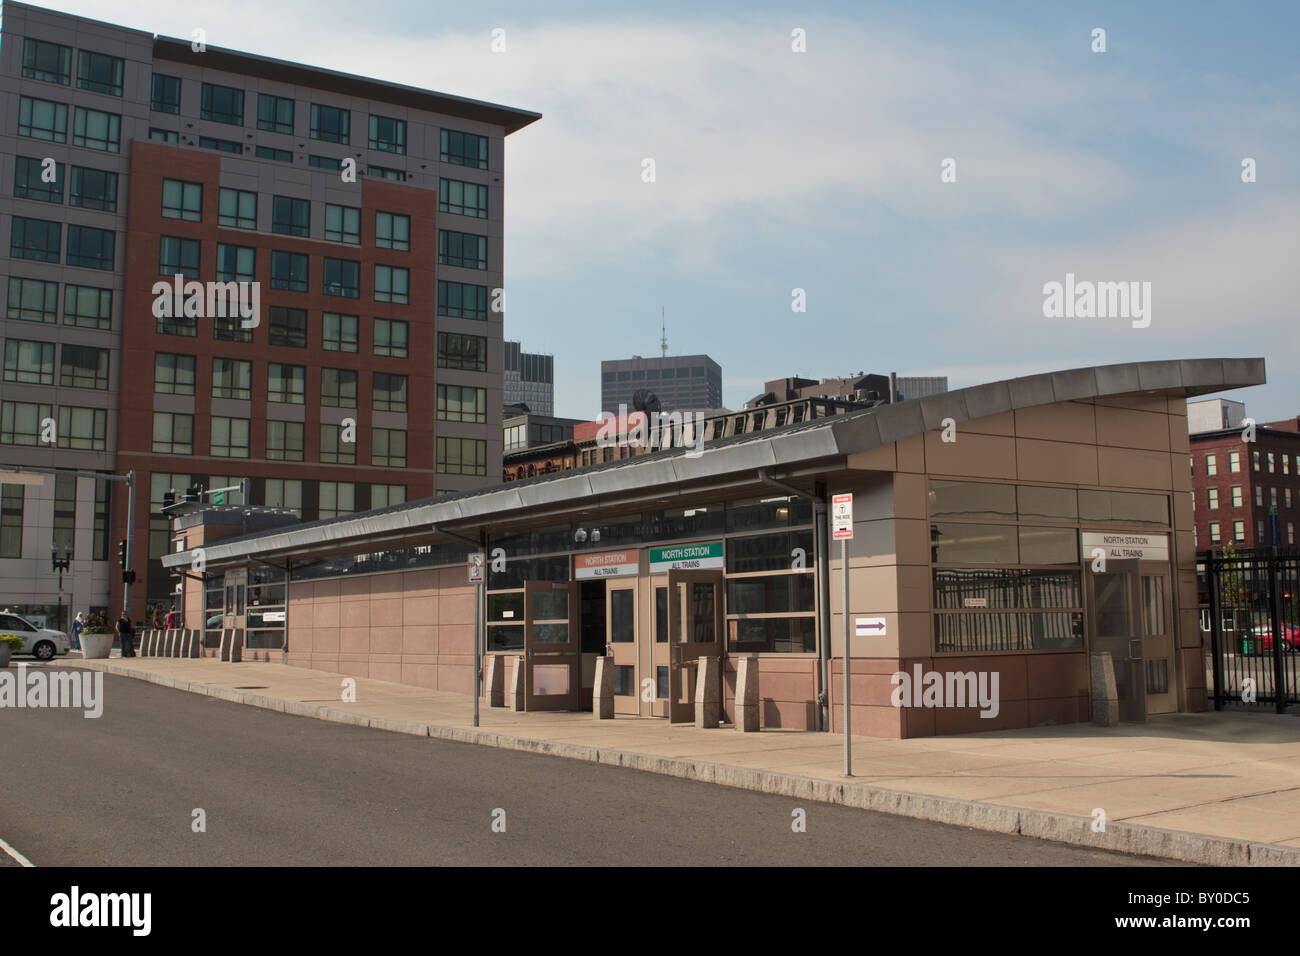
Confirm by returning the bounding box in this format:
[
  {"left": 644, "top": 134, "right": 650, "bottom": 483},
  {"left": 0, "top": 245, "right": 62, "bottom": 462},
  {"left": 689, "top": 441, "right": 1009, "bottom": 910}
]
[{"left": 31, "top": 0, "right": 1300, "bottom": 421}]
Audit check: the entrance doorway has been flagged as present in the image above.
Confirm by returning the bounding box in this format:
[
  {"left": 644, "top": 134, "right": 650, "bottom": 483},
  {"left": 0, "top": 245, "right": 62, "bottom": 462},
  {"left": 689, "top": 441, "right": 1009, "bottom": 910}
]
[
  {"left": 523, "top": 580, "right": 579, "bottom": 711},
  {"left": 665, "top": 569, "right": 724, "bottom": 723},
  {"left": 1087, "top": 559, "right": 1175, "bottom": 720}
]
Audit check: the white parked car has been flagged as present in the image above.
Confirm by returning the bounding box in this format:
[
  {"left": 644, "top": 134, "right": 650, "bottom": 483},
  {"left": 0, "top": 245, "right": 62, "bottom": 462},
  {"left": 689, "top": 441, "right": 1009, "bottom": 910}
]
[{"left": 0, "top": 612, "right": 72, "bottom": 661}]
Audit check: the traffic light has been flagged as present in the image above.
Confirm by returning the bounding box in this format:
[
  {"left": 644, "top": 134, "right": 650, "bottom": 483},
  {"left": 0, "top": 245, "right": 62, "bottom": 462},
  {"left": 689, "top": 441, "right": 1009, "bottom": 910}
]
[{"left": 118, "top": 538, "right": 127, "bottom": 568}]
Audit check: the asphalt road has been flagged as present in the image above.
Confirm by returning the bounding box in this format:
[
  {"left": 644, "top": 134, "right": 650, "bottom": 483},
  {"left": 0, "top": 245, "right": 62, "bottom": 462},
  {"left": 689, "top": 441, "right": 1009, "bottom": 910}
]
[{"left": 0, "top": 670, "right": 1171, "bottom": 866}]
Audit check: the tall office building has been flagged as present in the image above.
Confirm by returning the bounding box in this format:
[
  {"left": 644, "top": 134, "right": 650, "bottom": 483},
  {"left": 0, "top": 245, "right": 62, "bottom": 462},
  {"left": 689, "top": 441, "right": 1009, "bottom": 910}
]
[
  {"left": 601, "top": 354, "right": 722, "bottom": 414},
  {"left": 503, "top": 340, "right": 554, "bottom": 415},
  {"left": 0, "top": 1, "right": 539, "bottom": 623}
]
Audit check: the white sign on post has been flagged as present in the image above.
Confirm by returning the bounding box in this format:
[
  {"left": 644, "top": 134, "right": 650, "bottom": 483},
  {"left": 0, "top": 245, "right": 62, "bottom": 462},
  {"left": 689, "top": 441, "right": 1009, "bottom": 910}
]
[
  {"left": 467, "top": 552, "right": 485, "bottom": 584},
  {"left": 832, "top": 493, "right": 854, "bottom": 540}
]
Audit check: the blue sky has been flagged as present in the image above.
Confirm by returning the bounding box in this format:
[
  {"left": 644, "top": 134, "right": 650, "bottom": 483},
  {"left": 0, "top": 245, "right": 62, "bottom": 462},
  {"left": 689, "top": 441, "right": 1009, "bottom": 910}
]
[{"left": 39, "top": 0, "right": 1300, "bottom": 421}]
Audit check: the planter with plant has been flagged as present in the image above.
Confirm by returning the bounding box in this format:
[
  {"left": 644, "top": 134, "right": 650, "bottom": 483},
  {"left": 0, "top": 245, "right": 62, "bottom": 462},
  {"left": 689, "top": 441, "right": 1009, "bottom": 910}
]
[
  {"left": 80, "top": 613, "right": 114, "bottom": 659},
  {"left": 0, "top": 632, "right": 22, "bottom": 668}
]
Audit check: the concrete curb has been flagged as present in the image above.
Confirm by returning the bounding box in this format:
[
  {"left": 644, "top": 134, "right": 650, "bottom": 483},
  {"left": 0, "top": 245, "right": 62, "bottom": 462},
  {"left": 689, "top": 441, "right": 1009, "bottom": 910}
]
[{"left": 74, "top": 660, "right": 1300, "bottom": 866}]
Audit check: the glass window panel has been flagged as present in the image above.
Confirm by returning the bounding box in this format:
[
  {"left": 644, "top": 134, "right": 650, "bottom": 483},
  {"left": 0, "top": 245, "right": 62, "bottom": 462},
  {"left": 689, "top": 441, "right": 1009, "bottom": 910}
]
[
  {"left": 929, "top": 480, "right": 1016, "bottom": 520},
  {"left": 929, "top": 523, "right": 1018, "bottom": 564}
]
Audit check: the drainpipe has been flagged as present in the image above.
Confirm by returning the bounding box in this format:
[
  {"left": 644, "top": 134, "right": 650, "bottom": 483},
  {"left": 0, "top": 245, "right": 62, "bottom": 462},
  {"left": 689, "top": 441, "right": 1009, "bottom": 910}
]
[
  {"left": 758, "top": 468, "right": 831, "bottom": 732},
  {"left": 888, "top": 372, "right": 898, "bottom": 404}
]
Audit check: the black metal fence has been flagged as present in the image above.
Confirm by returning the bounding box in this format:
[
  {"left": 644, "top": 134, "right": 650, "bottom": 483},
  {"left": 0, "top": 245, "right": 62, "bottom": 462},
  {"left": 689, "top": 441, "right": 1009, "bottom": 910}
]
[{"left": 1198, "top": 547, "right": 1300, "bottom": 712}]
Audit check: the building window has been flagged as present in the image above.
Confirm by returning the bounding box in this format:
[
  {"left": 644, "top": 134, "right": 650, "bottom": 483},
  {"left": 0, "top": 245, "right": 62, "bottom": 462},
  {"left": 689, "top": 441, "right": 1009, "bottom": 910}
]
[
  {"left": 372, "top": 427, "right": 407, "bottom": 467},
  {"left": 437, "top": 384, "right": 487, "bottom": 423},
  {"left": 270, "top": 251, "right": 308, "bottom": 292},
  {"left": 1290, "top": 523, "right": 1295, "bottom": 545},
  {"left": 210, "top": 417, "right": 250, "bottom": 458},
  {"left": 211, "top": 357, "right": 252, "bottom": 399},
  {"left": 0, "top": 485, "right": 23, "bottom": 558},
  {"left": 319, "top": 423, "right": 356, "bottom": 464},
  {"left": 59, "top": 344, "right": 109, "bottom": 390},
  {"left": 159, "top": 236, "right": 200, "bottom": 278},
  {"left": 66, "top": 225, "right": 114, "bottom": 270},
  {"left": 440, "top": 178, "right": 488, "bottom": 218},
  {"left": 366, "top": 165, "right": 405, "bottom": 182},
  {"left": 373, "top": 318, "right": 408, "bottom": 358},
  {"left": 69, "top": 166, "right": 117, "bottom": 211},
  {"left": 201, "top": 83, "right": 244, "bottom": 125},
  {"left": 321, "top": 369, "right": 358, "bottom": 408},
  {"left": 93, "top": 478, "right": 109, "bottom": 559},
  {"left": 154, "top": 354, "right": 196, "bottom": 395},
  {"left": 323, "top": 258, "right": 360, "bottom": 297},
  {"left": 310, "top": 104, "right": 349, "bottom": 143},
  {"left": 1227, "top": 520, "right": 1242, "bottom": 542},
  {"left": 52, "top": 475, "right": 76, "bottom": 557},
  {"left": 440, "top": 129, "right": 488, "bottom": 169},
  {"left": 272, "top": 195, "right": 310, "bottom": 236},
  {"left": 371, "top": 485, "right": 405, "bottom": 509},
  {"left": 198, "top": 135, "right": 241, "bottom": 154},
  {"left": 1285, "top": 455, "right": 1291, "bottom": 476},
  {"left": 374, "top": 265, "right": 409, "bottom": 304},
  {"left": 438, "top": 229, "right": 487, "bottom": 270},
  {"left": 1287, "top": 489, "right": 1293, "bottom": 508},
  {"left": 57, "top": 407, "right": 106, "bottom": 449},
  {"left": 437, "top": 437, "right": 487, "bottom": 475},
  {"left": 309, "top": 154, "right": 341, "bottom": 171},
  {"left": 216, "top": 244, "right": 256, "bottom": 283},
  {"left": 437, "top": 280, "right": 487, "bottom": 319},
  {"left": 62, "top": 284, "right": 112, "bottom": 330},
  {"left": 72, "top": 107, "right": 120, "bottom": 152},
  {"left": 218, "top": 188, "right": 257, "bottom": 229},
  {"left": 1256, "top": 486, "right": 1264, "bottom": 507},
  {"left": 268, "top": 306, "right": 308, "bottom": 347},
  {"left": 1205, "top": 454, "right": 1216, "bottom": 476},
  {"left": 213, "top": 314, "right": 252, "bottom": 343},
  {"left": 372, "top": 372, "right": 408, "bottom": 412},
  {"left": 263, "top": 479, "right": 303, "bottom": 515},
  {"left": 1271, "top": 487, "right": 1278, "bottom": 509},
  {"left": 375, "top": 211, "right": 409, "bottom": 250},
  {"left": 13, "top": 156, "right": 63, "bottom": 203},
  {"left": 1207, "top": 488, "right": 1218, "bottom": 510},
  {"left": 437, "top": 331, "right": 487, "bottom": 371},
  {"left": 1231, "top": 486, "right": 1243, "bottom": 508},
  {"left": 267, "top": 363, "right": 306, "bottom": 404},
  {"left": 22, "top": 38, "right": 71, "bottom": 85},
  {"left": 10, "top": 216, "right": 61, "bottom": 262},
  {"left": 162, "top": 179, "right": 203, "bottom": 221},
  {"left": 0, "top": 402, "right": 52, "bottom": 445},
  {"left": 1268, "top": 452, "right": 1275, "bottom": 473},
  {"left": 18, "top": 96, "right": 68, "bottom": 142},
  {"left": 257, "top": 145, "right": 293, "bottom": 163},
  {"left": 1229, "top": 451, "right": 1241, "bottom": 473},
  {"left": 151, "top": 73, "right": 181, "bottom": 113},
  {"left": 7, "top": 277, "right": 59, "bottom": 323},
  {"left": 149, "top": 127, "right": 178, "bottom": 143},
  {"left": 151, "top": 414, "right": 193, "bottom": 454},
  {"left": 322, "top": 313, "right": 358, "bottom": 353},
  {"left": 3, "top": 340, "right": 55, "bottom": 384},
  {"left": 318, "top": 482, "right": 355, "bottom": 518},
  {"left": 368, "top": 114, "right": 406, "bottom": 153},
  {"left": 324, "top": 204, "right": 360, "bottom": 244},
  {"left": 266, "top": 421, "right": 304, "bottom": 461},
  {"left": 257, "top": 93, "right": 294, "bottom": 134},
  {"left": 1253, "top": 451, "right": 1260, "bottom": 471},
  {"left": 76, "top": 50, "right": 124, "bottom": 96}
]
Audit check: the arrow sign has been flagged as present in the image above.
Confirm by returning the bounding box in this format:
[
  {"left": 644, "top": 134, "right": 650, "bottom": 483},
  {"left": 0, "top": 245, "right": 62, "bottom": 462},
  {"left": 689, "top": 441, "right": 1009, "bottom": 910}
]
[{"left": 855, "top": 617, "right": 886, "bottom": 636}]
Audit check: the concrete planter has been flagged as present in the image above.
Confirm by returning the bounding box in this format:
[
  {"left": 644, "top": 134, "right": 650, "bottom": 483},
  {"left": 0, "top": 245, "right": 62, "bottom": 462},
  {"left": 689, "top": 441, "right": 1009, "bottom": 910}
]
[
  {"left": 0, "top": 644, "right": 10, "bottom": 668},
  {"left": 81, "top": 633, "right": 115, "bottom": 659}
]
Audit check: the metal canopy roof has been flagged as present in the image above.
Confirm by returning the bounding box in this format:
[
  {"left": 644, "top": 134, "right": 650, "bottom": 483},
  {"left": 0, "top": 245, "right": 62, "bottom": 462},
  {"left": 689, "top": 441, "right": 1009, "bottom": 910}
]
[{"left": 163, "top": 357, "right": 1265, "bottom": 570}]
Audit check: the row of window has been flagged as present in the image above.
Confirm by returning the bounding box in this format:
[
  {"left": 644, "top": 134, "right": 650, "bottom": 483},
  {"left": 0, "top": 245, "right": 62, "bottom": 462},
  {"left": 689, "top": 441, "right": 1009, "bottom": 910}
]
[
  {"left": 0, "top": 402, "right": 106, "bottom": 449},
  {"left": 18, "top": 95, "right": 120, "bottom": 152},
  {"left": 150, "top": 472, "right": 406, "bottom": 521},
  {"left": 1202, "top": 520, "right": 1296, "bottom": 545},
  {"left": 11, "top": 216, "right": 114, "bottom": 270},
  {"left": 7, "top": 276, "right": 113, "bottom": 329},
  {"left": 152, "top": 414, "right": 410, "bottom": 466},
  {"left": 1200, "top": 486, "right": 1295, "bottom": 510},
  {"left": 0, "top": 475, "right": 110, "bottom": 561},
  {"left": 13, "top": 156, "right": 118, "bottom": 210},
  {"left": 23, "top": 37, "right": 125, "bottom": 95},
  {"left": 1197, "top": 450, "right": 1300, "bottom": 476},
  {"left": 3, "top": 339, "right": 109, "bottom": 389},
  {"left": 603, "top": 366, "right": 711, "bottom": 382}
]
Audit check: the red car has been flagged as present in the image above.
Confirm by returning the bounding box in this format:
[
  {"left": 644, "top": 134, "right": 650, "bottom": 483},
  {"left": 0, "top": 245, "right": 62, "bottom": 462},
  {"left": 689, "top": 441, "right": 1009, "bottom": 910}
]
[{"left": 1247, "top": 623, "right": 1298, "bottom": 653}]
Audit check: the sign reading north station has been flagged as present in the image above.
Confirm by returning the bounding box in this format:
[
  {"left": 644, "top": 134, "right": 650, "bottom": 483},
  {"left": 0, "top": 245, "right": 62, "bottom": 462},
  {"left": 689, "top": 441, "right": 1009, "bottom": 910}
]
[
  {"left": 575, "top": 551, "right": 639, "bottom": 579},
  {"left": 1079, "top": 532, "right": 1169, "bottom": 562},
  {"left": 649, "top": 542, "right": 724, "bottom": 573}
]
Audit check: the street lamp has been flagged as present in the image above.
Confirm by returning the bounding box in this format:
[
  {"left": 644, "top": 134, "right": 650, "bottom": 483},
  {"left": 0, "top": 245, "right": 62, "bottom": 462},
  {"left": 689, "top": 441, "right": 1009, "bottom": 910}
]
[{"left": 51, "top": 549, "right": 71, "bottom": 634}]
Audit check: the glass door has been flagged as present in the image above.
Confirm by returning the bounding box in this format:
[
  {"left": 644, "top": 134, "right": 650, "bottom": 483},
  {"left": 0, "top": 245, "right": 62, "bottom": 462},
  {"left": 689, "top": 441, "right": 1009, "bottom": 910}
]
[
  {"left": 1087, "top": 559, "right": 1145, "bottom": 722},
  {"left": 666, "top": 570, "right": 724, "bottom": 723},
  {"left": 524, "top": 580, "right": 578, "bottom": 711},
  {"left": 606, "top": 579, "right": 639, "bottom": 715},
  {"left": 1139, "top": 563, "right": 1175, "bottom": 715}
]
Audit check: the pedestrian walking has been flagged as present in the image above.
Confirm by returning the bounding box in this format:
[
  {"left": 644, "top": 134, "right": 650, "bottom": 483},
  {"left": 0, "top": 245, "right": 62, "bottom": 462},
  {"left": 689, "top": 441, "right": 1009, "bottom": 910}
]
[
  {"left": 152, "top": 605, "right": 164, "bottom": 629},
  {"left": 117, "top": 611, "right": 136, "bottom": 658},
  {"left": 165, "top": 605, "right": 179, "bottom": 628},
  {"left": 71, "top": 611, "right": 85, "bottom": 650}
]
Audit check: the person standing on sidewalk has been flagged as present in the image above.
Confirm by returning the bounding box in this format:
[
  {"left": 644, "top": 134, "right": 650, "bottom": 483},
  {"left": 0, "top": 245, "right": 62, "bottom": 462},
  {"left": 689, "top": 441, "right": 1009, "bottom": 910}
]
[
  {"left": 71, "top": 611, "right": 85, "bottom": 650},
  {"left": 165, "top": 605, "right": 179, "bottom": 629},
  {"left": 117, "top": 611, "right": 136, "bottom": 658}
]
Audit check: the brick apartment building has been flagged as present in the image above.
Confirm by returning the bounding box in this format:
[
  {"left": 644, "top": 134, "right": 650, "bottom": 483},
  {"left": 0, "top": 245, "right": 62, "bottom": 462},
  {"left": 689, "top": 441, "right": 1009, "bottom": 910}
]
[
  {"left": 0, "top": 2, "right": 538, "bottom": 625},
  {"left": 1189, "top": 409, "right": 1300, "bottom": 550}
]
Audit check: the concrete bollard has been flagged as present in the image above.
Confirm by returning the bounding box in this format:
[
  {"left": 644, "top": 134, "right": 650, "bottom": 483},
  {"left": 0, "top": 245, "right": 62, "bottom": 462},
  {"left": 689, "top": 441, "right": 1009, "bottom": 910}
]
[
  {"left": 144, "top": 629, "right": 156, "bottom": 656},
  {"left": 508, "top": 655, "right": 525, "bottom": 711},
  {"left": 485, "top": 655, "right": 506, "bottom": 707},
  {"left": 167, "top": 629, "right": 180, "bottom": 657},
  {"left": 735, "top": 655, "right": 760, "bottom": 732},
  {"left": 593, "top": 656, "right": 615, "bottom": 719},
  {"left": 695, "top": 655, "right": 721, "bottom": 729},
  {"left": 219, "top": 628, "right": 244, "bottom": 663},
  {"left": 1090, "top": 652, "right": 1120, "bottom": 726}
]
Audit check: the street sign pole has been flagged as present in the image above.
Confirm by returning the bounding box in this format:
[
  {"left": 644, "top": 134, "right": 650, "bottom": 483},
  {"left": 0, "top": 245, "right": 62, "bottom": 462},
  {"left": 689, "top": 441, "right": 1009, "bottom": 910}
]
[
  {"left": 468, "top": 551, "right": 486, "bottom": 727},
  {"left": 831, "top": 493, "right": 854, "bottom": 777}
]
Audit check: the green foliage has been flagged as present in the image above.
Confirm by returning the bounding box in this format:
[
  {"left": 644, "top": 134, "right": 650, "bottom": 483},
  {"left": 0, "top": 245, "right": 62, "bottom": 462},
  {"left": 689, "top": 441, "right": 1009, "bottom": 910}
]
[
  {"left": 0, "top": 633, "right": 24, "bottom": 652},
  {"left": 83, "top": 612, "right": 110, "bottom": 633}
]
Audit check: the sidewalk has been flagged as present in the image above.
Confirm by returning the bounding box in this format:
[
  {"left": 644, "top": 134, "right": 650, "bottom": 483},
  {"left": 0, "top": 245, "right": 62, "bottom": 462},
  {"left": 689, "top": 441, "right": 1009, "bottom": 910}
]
[{"left": 69, "top": 655, "right": 1300, "bottom": 865}]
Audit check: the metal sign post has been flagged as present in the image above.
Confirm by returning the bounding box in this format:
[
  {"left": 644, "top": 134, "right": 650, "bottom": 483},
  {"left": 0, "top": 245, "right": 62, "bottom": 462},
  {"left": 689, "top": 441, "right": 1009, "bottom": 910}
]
[
  {"left": 468, "top": 552, "right": 486, "bottom": 727},
  {"left": 831, "top": 493, "right": 854, "bottom": 776}
]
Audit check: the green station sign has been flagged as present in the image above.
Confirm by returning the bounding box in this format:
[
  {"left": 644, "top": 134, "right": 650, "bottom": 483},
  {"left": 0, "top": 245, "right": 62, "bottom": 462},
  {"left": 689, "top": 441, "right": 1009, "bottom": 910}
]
[{"left": 649, "top": 541, "right": 724, "bottom": 573}]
